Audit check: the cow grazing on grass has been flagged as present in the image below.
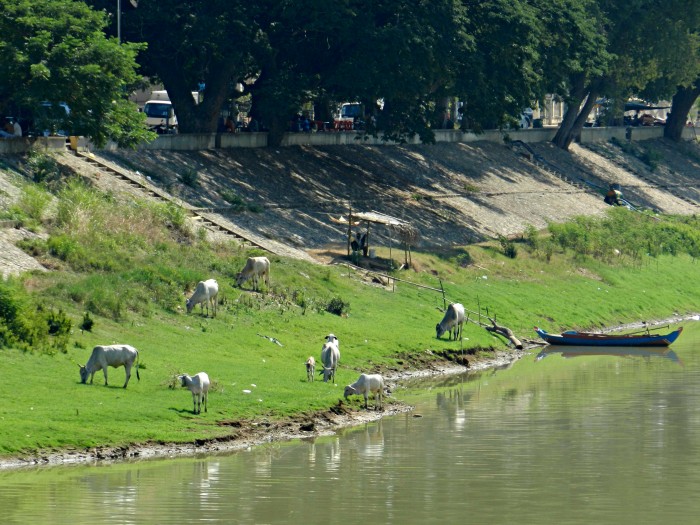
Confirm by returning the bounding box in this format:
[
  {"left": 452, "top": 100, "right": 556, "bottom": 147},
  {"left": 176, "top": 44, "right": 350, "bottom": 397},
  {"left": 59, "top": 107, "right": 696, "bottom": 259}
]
[
  {"left": 236, "top": 256, "right": 270, "bottom": 291},
  {"left": 344, "top": 373, "right": 385, "bottom": 409},
  {"left": 186, "top": 279, "right": 219, "bottom": 317},
  {"left": 78, "top": 344, "right": 140, "bottom": 388},
  {"left": 179, "top": 372, "right": 210, "bottom": 414},
  {"left": 436, "top": 303, "right": 465, "bottom": 340}
]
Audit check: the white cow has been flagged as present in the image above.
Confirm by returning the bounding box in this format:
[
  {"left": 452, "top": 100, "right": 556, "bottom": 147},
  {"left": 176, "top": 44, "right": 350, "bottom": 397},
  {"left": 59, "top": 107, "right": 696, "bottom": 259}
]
[
  {"left": 320, "top": 339, "right": 340, "bottom": 383},
  {"left": 305, "top": 356, "right": 316, "bottom": 382},
  {"left": 436, "top": 303, "right": 465, "bottom": 340},
  {"left": 186, "top": 279, "right": 219, "bottom": 317},
  {"left": 78, "top": 344, "right": 140, "bottom": 388},
  {"left": 236, "top": 256, "right": 270, "bottom": 291},
  {"left": 344, "top": 373, "right": 384, "bottom": 409},
  {"left": 179, "top": 372, "right": 210, "bottom": 414}
]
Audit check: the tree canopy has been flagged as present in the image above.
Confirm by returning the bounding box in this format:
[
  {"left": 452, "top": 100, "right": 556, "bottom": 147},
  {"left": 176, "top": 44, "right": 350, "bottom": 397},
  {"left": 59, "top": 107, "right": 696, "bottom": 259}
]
[
  {"left": 0, "top": 0, "right": 152, "bottom": 147},
  {"left": 5, "top": 0, "right": 700, "bottom": 148}
]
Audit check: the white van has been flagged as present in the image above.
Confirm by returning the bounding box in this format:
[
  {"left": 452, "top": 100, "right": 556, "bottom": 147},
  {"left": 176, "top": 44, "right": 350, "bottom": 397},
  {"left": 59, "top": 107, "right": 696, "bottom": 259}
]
[{"left": 143, "top": 90, "right": 200, "bottom": 133}]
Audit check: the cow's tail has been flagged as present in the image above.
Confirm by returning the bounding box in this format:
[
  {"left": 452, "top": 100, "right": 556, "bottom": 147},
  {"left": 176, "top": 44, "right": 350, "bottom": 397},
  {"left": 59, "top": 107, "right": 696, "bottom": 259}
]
[{"left": 136, "top": 350, "right": 141, "bottom": 382}]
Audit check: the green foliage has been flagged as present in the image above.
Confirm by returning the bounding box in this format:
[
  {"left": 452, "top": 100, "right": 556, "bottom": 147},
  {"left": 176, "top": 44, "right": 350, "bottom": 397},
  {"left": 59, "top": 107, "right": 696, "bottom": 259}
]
[
  {"left": 325, "top": 297, "right": 349, "bottom": 316},
  {"left": 80, "top": 311, "right": 94, "bottom": 332},
  {"left": 180, "top": 168, "right": 199, "bottom": 188},
  {"left": 26, "top": 151, "right": 63, "bottom": 185},
  {"left": 0, "top": 0, "right": 148, "bottom": 147},
  {"left": 548, "top": 209, "right": 700, "bottom": 263},
  {"left": 523, "top": 224, "right": 539, "bottom": 251},
  {"left": 0, "top": 280, "right": 72, "bottom": 354},
  {"left": 498, "top": 235, "right": 518, "bottom": 259}
]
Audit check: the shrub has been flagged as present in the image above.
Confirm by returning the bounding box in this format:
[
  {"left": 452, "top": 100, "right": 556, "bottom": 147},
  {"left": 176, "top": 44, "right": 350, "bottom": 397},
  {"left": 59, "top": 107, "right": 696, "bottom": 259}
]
[
  {"left": 498, "top": 235, "right": 518, "bottom": 259},
  {"left": 80, "top": 312, "right": 94, "bottom": 332},
  {"left": 326, "top": 297, "right": 349, "bottom": 316},
  {"left": 180, "top": 168, "right": 199, "bottom": 187}
]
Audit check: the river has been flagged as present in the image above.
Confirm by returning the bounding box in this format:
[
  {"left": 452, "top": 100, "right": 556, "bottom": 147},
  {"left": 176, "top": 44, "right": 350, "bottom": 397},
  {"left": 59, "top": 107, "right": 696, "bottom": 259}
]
[{"left": 1, "top": 322, "right": 698, "bottom": 524}]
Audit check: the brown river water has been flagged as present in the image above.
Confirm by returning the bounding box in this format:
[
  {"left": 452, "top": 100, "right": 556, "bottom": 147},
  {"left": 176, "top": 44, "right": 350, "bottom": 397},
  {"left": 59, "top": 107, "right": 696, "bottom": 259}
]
[{"left": 1, "top": 322, "right": 698, "bottom": 524}]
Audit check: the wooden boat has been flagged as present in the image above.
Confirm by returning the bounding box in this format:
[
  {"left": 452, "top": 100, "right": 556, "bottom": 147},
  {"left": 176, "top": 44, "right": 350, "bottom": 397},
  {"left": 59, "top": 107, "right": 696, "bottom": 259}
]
[{"left": 534, "top": 326, "right": 683, "bottom": 347}]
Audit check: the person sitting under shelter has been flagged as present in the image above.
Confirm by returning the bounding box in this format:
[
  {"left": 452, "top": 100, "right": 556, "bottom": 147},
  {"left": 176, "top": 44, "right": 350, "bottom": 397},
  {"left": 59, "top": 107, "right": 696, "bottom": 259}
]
[{"left": 604, "top": 184, "right": 624, "bottom": 206}]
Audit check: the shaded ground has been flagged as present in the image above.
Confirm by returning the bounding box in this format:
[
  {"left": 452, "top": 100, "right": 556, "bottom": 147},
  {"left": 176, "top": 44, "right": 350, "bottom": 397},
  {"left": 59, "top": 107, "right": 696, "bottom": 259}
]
[
  {"left": 2, "top": 138, "right": 699, "bottom": 274},
  {"left": 93, "top": 138, "right": 699, "bottom": 257}
]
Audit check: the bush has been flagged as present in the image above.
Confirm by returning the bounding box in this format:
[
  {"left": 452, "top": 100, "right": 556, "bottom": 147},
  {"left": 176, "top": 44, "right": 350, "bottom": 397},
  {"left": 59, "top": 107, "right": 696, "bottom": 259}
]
[
  {"left": 498, "top": 235, "right": 518, "bottom": 259},
  {"left": 80, "top": 311, "right": 94, "bottom": 332},
  {"left": 326, "top": 297, "right": 349, "bottom": 316}
]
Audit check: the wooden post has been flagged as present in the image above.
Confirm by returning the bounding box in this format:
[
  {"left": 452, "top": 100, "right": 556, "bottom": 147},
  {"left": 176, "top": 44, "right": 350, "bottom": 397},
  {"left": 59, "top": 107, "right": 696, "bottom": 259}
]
[{"left": 347, "top": 207, "right": 353, "bottom": 257}]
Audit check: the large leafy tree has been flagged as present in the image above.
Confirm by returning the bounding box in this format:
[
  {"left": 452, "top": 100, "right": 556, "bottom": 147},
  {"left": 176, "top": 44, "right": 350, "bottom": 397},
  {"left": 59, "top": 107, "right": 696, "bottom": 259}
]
[
  {"left": 454, "top": 0, "right": 544, "bottom": 131},
  {"left": 104, "top": 0, "right": 257, "bottom": 134},
  {"left": 552, "top": 0, "right": 700, "bottom": 150},
  {"left": 0, "top": 0, "right": 151, "bottom": 147}
]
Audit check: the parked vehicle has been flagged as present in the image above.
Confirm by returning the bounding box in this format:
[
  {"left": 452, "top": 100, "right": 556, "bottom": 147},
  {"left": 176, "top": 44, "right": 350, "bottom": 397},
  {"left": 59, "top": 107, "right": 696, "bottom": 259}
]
[{"left": 143, "top": 90, "right": 200, "bottom": 134}]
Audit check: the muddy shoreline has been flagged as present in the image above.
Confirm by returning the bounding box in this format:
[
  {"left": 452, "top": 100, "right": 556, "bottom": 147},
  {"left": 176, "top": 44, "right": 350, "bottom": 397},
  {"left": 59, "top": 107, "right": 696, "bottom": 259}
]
[{"left": 1, "top": 315, "right": 694, "bottom": 471}]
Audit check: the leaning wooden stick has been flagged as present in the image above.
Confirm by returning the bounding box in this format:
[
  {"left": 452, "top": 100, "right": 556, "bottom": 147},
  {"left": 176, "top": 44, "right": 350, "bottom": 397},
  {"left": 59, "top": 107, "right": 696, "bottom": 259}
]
[{"left": 484, "top": 317, "right": 523, "bottom": 349}]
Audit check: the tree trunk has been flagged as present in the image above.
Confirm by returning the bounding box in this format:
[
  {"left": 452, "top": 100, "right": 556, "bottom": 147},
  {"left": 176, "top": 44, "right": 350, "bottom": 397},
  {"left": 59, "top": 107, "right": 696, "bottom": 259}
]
[
  {"left": 552, "top": 74, "right": 587, "bottom": 150},
  {"left": 664, "top": 80, "right": 700, "bottom": 141},
  {"left": 159, "top": 57, "right": 238, "bottom": 134}
]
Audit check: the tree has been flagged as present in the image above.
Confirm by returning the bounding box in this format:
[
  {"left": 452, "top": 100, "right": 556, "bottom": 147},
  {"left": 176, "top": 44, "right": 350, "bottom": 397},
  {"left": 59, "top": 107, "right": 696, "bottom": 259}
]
[
  {"left": 0, "top": 0, "right": 152, "bottom": 148},
  {"left": 109, "top": 0, "right": 257, "bottom": 134},
  {"left": 453, "top": 0, "right": 544, "bottom": 132},
  {"left": 552, "top": 0, "right": 700, "bottom": 150},
  {"left": 665, "top": 79, "right": 700, "bottom": 140}
]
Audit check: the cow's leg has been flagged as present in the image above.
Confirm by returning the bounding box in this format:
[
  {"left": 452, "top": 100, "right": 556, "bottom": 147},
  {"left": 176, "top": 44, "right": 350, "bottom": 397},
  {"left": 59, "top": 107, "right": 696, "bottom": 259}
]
[
  {"left": 102, "top": 367, "right": 108, "bottom": 386},
  {"left": 203, "top": 392, "right": 208, "bottom": 413},
  {"left": 123, "top": 364, "right": 131, "bottom": 388}
]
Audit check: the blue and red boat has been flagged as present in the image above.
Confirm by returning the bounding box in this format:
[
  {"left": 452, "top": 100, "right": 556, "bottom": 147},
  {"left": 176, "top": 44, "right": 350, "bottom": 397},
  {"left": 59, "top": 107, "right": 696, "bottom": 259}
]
[{"left": 534, "top": 326, "right": 683, "bottom": 347}]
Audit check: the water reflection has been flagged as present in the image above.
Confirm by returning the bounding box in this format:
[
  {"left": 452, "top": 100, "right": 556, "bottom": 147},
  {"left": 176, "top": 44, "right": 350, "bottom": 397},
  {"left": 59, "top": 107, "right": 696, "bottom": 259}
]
[{"left": 536, "top": 344, "right": 684, "bottom": 366}]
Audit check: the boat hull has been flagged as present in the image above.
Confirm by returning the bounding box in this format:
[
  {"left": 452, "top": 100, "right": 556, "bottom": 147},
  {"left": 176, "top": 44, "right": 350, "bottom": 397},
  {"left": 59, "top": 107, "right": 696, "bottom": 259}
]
[{"left": 534, "top": 326, "right": 683, "bottom": 347}]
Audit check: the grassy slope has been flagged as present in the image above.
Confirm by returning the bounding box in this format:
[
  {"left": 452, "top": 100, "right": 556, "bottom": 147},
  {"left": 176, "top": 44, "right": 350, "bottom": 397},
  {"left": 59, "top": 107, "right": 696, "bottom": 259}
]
[
  {"left": 0, "top": 157, "right": 698, "bottom": 457},
  {"left": 1, "top": 243, "right": 697, "bottom": 457}
]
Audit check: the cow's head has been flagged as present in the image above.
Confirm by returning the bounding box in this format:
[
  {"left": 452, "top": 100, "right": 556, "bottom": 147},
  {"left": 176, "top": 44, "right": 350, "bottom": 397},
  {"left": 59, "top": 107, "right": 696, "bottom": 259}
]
[
  {"left": 77, "top": 364, "right": 88, "bottom": 384},
  {"left": 436, "top": 323, "right": 445, "bottom": 339},
  {"left": 185, "top": 298, "right": 194, "bottom": 313},
  {"left": 343, "top": 385, "right": 357, "bottom": 399},
  {"left": 325, "top": 333, "right": 337, "bottom": 343}
]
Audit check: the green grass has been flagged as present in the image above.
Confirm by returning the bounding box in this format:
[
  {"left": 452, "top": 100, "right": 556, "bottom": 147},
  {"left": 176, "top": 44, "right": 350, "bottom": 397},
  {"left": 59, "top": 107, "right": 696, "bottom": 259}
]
[{"left": 1, "top": 172, "right": 699, "bottom": 457}]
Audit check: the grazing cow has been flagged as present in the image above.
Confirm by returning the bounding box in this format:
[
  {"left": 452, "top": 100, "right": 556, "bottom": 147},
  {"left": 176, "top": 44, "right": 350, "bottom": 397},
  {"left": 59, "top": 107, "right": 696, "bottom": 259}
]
[
  {"left": 436, "top": 303, "right": 465, "bottom": 340},
  {"left": 319, "top": 338, "right": 340, "bottom": 383},
  {"left": 78, "top": 344, "right": 140, "bottom": 388},
  {"left": 179, "top": 372, "right": 210, "bottom": 414},
  {"left": 305, "top": 356, "right": 316, "bottom": 382},
  {"left": 325, "top": 333, "right": 339, "bottom": 351},
  {"left": 186, "top": 279, "right": 219, "bottom": 317},
  {"left": 344, "top": 373, "right": 384, "bottom": 409},
  {"left": 236, "top": 256, "right": 270, "bottom": 291}
]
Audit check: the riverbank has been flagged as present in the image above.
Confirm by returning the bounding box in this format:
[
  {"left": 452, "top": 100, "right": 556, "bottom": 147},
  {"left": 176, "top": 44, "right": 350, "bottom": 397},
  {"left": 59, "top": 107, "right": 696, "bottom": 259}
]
[
  {"left": 0, "top": 349, "right": 521, "bottom": 471},
  {"left": 5, "top": 311, "right": 698, "bottom": 471}
]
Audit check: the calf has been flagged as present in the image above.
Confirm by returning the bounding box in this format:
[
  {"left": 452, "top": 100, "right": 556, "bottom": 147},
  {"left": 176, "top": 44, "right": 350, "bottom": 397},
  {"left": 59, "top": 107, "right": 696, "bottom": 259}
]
[
  {"left": 305, "top": 356, "right": 315, "bottom": 382},
  {"left": 78, "top": 344, "right": 140, "bottom": 388},
  {"left": 344, "top": 373, "right": 384, "bottom": 409},
  {"left": 179, "top": 372, "right": 210, "bottom": 414}
]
